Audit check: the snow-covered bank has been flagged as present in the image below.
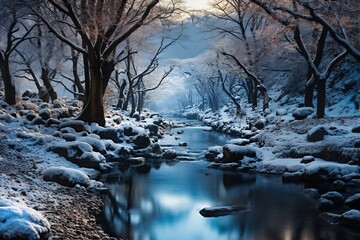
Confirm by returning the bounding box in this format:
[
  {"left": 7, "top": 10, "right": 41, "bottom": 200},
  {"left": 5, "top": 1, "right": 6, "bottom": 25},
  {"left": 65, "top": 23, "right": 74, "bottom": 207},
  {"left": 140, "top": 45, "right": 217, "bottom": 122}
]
[{"left": 0, "top": 95, "right": 174, "bottom": 239}]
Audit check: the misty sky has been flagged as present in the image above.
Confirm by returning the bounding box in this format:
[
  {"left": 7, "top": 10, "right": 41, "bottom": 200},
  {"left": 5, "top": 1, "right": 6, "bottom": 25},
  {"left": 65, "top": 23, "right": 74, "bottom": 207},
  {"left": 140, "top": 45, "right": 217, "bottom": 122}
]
[{"left": 184, "top": 0, "right": 210, "bottom": 10}]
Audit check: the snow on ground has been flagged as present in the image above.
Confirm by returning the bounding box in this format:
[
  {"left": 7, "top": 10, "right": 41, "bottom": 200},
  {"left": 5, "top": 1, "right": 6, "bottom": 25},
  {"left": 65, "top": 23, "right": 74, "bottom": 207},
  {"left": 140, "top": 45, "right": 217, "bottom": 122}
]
[{"left": 0, "top": 97, "right": 168, "bottom": 239}]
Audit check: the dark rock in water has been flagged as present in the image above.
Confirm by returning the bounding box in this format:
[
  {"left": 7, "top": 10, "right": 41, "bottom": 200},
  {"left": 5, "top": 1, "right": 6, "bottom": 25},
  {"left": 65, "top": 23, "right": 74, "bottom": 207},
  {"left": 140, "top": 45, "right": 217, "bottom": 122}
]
[
  {"left": 345, "top": 194, "right": 360, "bottom": 209},
  {"left": 177, "top": 130, "right": 184, "bottom": 134},
  {"left": 179, "top": 142, "right": 188, "bottom": 147},
  {"left": 355, "top": 141, "right": 360, "bottom": 148},
  {"left": 282, "top": 172, "right": 303, "bottom": 182},
  {"left": 219, "top": 163, "right": 239, "bottom": 171},
  {"left": 199, "top": 205, "right": 249, "bottom": 217},
  {"left": 307, "top": 126, "right": 328, "bottom": 142},
  {"left": 321, "top": 191, "right": 344, "bottom": 205},
  {"left": 331, "top": 180, "right": 346, "bottom": 192},
  {"left": 43, "top": 167, "right": 90, "bottom": 187},
  {"left": 301, "top": 156, "right": 315, "bottom": 164},
  {"left": 222, "top": 144, "right": 256, "bottom": 163},
  {"left": 134, "top": 133, "right": 151, "bottom": 149},
  {"left": 292, "top": 107, "right": 314, "bottom": 120},
  {"left": 163, "top": 149, "right": 177, "bottom": 159},
  {"left": 318, "top": 198, "right": 335, "bottom": 211},
  {"left": 352, "top": 125, "right": 360, "bottom": 133},
  {"left": 59, "top": 120, "right": 86, "bottom": 132},
  {"left": 339, "top": 210, "right": 360, "bottom": 227},
  {"left": 127, "top": 157, "right": 145, "bottom": 165}
]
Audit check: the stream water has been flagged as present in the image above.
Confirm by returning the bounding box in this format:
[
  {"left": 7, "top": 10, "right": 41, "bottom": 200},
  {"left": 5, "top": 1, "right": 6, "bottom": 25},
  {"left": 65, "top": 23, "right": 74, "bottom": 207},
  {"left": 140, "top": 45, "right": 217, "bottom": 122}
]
[{"left": 101, "top": 120, "right": 359, "bottom": 240}]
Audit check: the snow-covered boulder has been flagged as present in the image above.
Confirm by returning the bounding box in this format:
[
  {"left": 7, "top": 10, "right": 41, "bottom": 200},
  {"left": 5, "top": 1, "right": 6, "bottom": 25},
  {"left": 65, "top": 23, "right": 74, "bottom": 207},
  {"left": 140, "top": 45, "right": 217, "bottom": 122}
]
[
  {"left": 276, "top": 108, "right": 287, "bottom": 116},
  {"left": 59, "top": 120, "right": 87, "bottom": 132},
  {"left": 134, "top": 133, "right": 151, "bottom": 149},
  {"left": 307, "top": 126, "right": 328, "bottom": 142},
  {"left": 39, "top": 108, "right": 51, "bottom": 120},
  {"left": 292, "top": 107, "right": 314, "bottom": 120},
  {"left": 320, "top": 191, "right": 344, "bottom": 205},
  {"left": 93, "top": 127, "right": 122, "bottom": 143},
  {"left": 330, "top": 180, "right": 346, "bottom": 192},
  {"left": 226, "top": 139, "right": 250, "bottom": 146},
  {"left": 78, "top": 137, "right": 107, "bottom": 154},
  {"left": 205, "top": 146, "right": 223, "bottom": 161},
  {"left": 318, "top": 197, "right": 335, "bottom": 211},
  {"left": 0, "top": 198, "right": 50, "bottom": 240},
  {"left": 345, "top": 193, "right": 360, "bottom": 209},
  {"left": 43, "top": 167, "right": 90, "bottom": 187},
  {"left": 25, "top": 112, "right": 37, "bottom": 121},
  {"left": 300, "top": 156, "right": 315, "bottom": 164},
  {"left": 339, "top": 209, "right": 360, "bottom": 227},
  {"left": 48, "top": 142, "right": 110, "bottom": 171},
  {"left": 222, "top": 144, "right": 256, "bottom": 163},
  {"left": 352, "top": 125, "right": 360, "bottom": 133},
  {"left": 30, "top": 116, "right": 44, "bottom": 125},
  {"left": 282, "top": 172, "right": 303, "bottom": 182},
  {"left": 254, "top": 119, "right": 266, "bottom": 130},
  {"left": 162, "top": 149, "right": 177, "bottom": 159}
]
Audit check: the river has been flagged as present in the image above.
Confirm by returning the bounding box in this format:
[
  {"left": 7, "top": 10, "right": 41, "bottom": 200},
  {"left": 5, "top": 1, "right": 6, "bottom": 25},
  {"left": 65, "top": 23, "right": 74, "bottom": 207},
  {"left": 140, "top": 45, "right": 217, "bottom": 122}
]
[{"left": 101, "top": 119, "right": 359, "bottom": 240}]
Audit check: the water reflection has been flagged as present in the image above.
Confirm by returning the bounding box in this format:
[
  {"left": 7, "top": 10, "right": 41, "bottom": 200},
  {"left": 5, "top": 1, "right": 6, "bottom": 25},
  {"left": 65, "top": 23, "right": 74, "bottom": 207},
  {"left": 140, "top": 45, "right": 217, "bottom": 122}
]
[
  {"left": 102, "top": 162, "right": 359, "bottom": 240},
  {"left": 102, "top": 125, "right": 360, "bottom": 240}
]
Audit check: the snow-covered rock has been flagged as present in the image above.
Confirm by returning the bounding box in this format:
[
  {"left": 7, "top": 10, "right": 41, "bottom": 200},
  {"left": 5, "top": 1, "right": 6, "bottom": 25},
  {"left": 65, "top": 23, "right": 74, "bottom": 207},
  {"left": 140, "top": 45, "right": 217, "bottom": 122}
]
[
  {"left": 78, "top": 137, "right": 107, "bottom": 154},
  {"left": 292, "top": 107, "right": 314, "bottom": 120},
  {"left": 318, "top": 197, "right": 335, "bottom": 211},
  {"left": 59, "top": 120, "right": 87, "bottom": 132},
  {"left": 307, "top": 126, "right": 328, "bottom": 142},
  {"left": 300, "top": 156, "right": 315, "bottom": 164},
  {"left": 43, "top": 167, "right": 90, "bottom": 187},
  {"left": 0, "top": 198, "right": 50, "bottom": 240},
  {"left": 339, "top": 209, "right": 360, "bottom": 227},
  {"left": 345, "top": 193, "right": 360, "bottom": 209},
  {"left": 320, "top": 191, "right": 344, "bottom": 205},
  {"left": 222, "top": 144, "right": 256, "bottom": 163}
]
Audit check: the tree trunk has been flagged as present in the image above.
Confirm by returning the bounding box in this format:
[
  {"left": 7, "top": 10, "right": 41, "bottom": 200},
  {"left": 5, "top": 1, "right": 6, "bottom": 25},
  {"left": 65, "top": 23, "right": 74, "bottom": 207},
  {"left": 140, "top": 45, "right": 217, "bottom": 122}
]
[
  {"left": 317, "top": 80, "right": 326, "bottom": 118},
  {"left": 246, "top": 79, "right": 253, "bottom": 104},
  {"left": 129, "top": 93, "right": 136, "bottom": 117},
  {"left": 304, "top": 81, "right": 315, "bottom": 107},
  {"left": 101, "top": 60, "right": 115, "bottom": 96},
  {"left": 71, "top": 49, "right": 85, "bottom": 101},
  {"left": 116, "top": 79, "right": 126, "bottom": 109},
  {"left": 0, "top": 57, "right": 16, "bottom": 105},
  {"left": 252, "top": 87, "right": 258, "bottom": 109},
  {"left": 41, "top": 67, "right": 58, "bottom": 102},
  {"left": 77, "top": 61, "right": 105, "bottom": 126}
]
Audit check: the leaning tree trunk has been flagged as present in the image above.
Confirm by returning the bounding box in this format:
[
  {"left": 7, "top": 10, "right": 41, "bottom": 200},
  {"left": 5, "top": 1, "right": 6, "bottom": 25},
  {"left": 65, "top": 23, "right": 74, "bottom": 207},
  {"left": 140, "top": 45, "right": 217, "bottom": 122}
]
[
  {"left": 0, "top": 56, "right": 16, "bottom": 105},
  {"left": 77, "top": 60, "right": 105, "bottom": 126},
  {"left": 304, "top": 81, "right": 315, "bottom": 107},
  {"left": 317, "top": 79, "right": 326, "bottom": 118},
  {"left": 116, "top": 79, "right": 126, "bottom": 110},
  {"left": 41, "top": 67, "right": 58, "bottom": 102}
]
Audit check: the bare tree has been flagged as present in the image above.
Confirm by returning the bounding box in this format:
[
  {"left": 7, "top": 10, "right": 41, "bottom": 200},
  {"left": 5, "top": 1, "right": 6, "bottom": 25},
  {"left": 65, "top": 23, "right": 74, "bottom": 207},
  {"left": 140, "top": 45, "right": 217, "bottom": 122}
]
[
  {"left": 28, "top": 0, "right": 179, "bottom": 126},
  {"left": 250, "top": 0, "right": 359, "bottom": 117}
]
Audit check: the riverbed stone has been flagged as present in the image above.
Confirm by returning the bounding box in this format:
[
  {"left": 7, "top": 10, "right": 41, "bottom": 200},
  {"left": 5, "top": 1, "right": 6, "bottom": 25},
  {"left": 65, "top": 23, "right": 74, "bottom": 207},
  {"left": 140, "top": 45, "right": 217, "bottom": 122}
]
[
  {"left": 330, "top": 180, "right": 346, "bottom": 192},
  {"left": 222, "top": 144, "right": 256, "bottom": 163},
  {"left": 339, "top": 210, "right": 360, "bottom": 227},
  {"left": 282, "top": 172, "right": 303, "bottom": 182},
  {"left": 199, "top": 205, "right": 248, "bottom": 217},
  {"left": 43, "top": 167, "right": 90, "bottom": 187},
  {"left": 301, "top": 156, "right": 315, "bottom": 164},
  {"left": 292, "top": 107, "right": 314, "bottom": 120},
  {"left": 321, "top": 191, "right": 344, "bottom": 205},
  {"left": 318, "top": 198, "right": 335, "bottom": 211},
  {"left": 352, "top": 125, "right": 360, "bottom": 133},
  {"left": 134, "top": 133, "right": 151, "bottom": 149},
  {"left": 59, "top": 120, "right": 86, "bottom": 132},
  {"left": 162, "top": 149, "right": 177, "bottom": 159},
  {"left": 345, "top": 193, "right": 360, "bottom": 209},
  {"left": 307, "top": 126, "right": 328, "bottom": 142}
]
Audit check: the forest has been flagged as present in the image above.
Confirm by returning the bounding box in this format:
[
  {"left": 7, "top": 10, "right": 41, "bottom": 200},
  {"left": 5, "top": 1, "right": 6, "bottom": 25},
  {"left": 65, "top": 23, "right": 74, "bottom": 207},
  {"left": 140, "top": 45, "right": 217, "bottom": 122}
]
[{"left": 0, "top": 0, "right": 359, "bottom": 240}]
